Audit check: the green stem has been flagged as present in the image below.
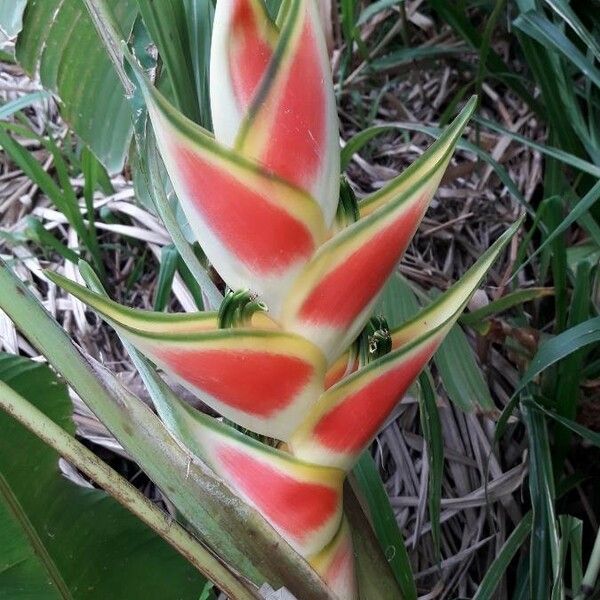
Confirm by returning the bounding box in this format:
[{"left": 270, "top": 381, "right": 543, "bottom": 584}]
[
  {"left": 576, "top": 528, "right": 600, "bottom": 600},
  {"left": 0, "top": 381, "right": 257, "bottom": 600}
]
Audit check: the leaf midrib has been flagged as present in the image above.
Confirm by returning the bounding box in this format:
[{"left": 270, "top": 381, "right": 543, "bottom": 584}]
[{"left": 0, "top": 469, "right": 73, "bottom": 599}]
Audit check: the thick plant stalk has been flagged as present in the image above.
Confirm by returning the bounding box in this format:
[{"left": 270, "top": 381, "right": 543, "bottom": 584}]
[{"left": 0, "top": 380, "right": 258, "bottom": 600}]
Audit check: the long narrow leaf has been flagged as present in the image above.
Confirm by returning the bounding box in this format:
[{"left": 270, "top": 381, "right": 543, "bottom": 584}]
[{"left": 352, "top": 452, "right": 417, "bottom": 600}]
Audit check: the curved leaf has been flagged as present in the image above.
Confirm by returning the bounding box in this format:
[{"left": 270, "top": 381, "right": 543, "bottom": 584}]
[{"left": 0, "top": 353, "right": 206, "bottom": 599}]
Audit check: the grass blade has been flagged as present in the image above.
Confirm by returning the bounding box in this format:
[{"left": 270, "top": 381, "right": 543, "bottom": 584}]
[
  {"left": 545, "top": 0, "right": 600, "bottom": 60},
  {"left": 419, "top": 371, "right": 443, "bottom": 563},
  {"left": 514, "top": 12, "right": 600, "bottom": 90},
  {"left": 472, "top": 512, "right": 533, "bottom": 600},
  {"left": 352, "top": 452, "right": 417, "bottom": 600},
  {"left": 522, "top": 400, "right": 560, "bottom": 599},
  {"left": 0, "top": 91, "right": 50, "bottom": 119},
  {"left": 460, "top": 287, "right": 554, "bottom": 330},
  {"left": 525, "top": 399, "right": 600, "bottom": 448},
  {"left": 153, "top": 244, "right": 179, "bottom": 311}
]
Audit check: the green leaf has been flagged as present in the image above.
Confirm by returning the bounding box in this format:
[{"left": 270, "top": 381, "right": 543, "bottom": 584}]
[
  {"left": 418, "top": 372, "right": 443, "bottom": 563},
  {"left": 522, "top": 400, "right": 561, "bottom": 600},
  {"left": 434, "top": 324, "right": 495, "bottom": 414},
  {"left": 427, "top": 0, "right": 539, "bottom": 111},
  {"left": 472, "top": 513, "right": 533, "bottom": 600},
  {"left": 553, "top": 261, "right": 592, "bottom": 467},
  {"left": 0, "top": 353, "right": 206, "bottom": 599},
  {"left": 375, "top": 272, "right": 420, "bottom": 326},
  {"left": 514, "top": 11, "right": 600, "bottom": 90},
  {"left": 153, "top": 244, "right": 179, "bottom": 311},
  {"left": 352, "top": 453, "right": 417, "bottom": 600},
  {"left": 135, "top": 0, "right": 201, "bottom": 124},
  {"left": 519, "top": 317, "right": 600, "bottom": 392},
  {"left": 495, "top": 316, "right": 600, "bottom": 444},
  {"left": 344, "top": 485, "right": 404, "bottom": 600},
  {"left": 512, "top": 2, "right": 590, "bottom": 160},
  {"left": 14, "top": 0, "right": 137, "bottom": 172},
  {"left": 545, "top": 0, "right": 600, "bottom": 61},
  {"left": 559, "top": 515, "right": 583, "bottom": 597},
  {"left": 474, "top": 115, "right": 600, "bottom": 179},
  {"left": 0, "top": 91, "right": 50, "bottom": 120},
  {"left": 357, "top": 0, "right": 402, "bottom": 25},
  {"left": 460, "top": 287, "right": 554, "bottom": 329},
  {"left": 525, "top": 399, "right": 600, "bottom": 448},
  {"left": 371, "top": 45, "right": 466, "bottom": 71},
  {"left": 183, "top": 0, "right": 214, "bottom": 130}
]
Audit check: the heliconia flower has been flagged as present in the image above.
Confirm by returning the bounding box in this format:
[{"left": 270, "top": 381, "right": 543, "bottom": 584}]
[{"left": 51, "top": 1, "right": 522, "bottom": 597}]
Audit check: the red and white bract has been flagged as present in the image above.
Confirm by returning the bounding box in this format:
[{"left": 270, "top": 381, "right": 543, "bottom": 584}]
[
  {"left": 129, "top": 62, "right": 327, "bottom": 314},
  {"left": 46, "top": 272, "right": 327, "bottom": 441},
  {"left": 281, "top": 98, "right": 477, "bottom": 363},
  {"left": 210, "top": 0, "right": 277, "bottom": 146},
  {"left": 235, "top": 0, "right": 340, "bottom": 226},
  {"left": 310, "top": 519, "right": 358, "bottom": 600},
  {"left": 289, "top": 220, "right": 521, "bottom": 470},
  {"left": 148, "top": 393, "right": 345, "bottom": 557}
]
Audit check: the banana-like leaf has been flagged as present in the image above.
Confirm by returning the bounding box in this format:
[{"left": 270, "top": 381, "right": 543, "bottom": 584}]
[
  {"left": 235, "top": 0, "right": 340, "bottom": 226},
  {"left": 0, "top": 354, "right": 209, "bottom": 599},
  {"left": 210, "top": 0, "right": 277, "bottom": 145},
  {"left": 281, "top": 97, "right": 477, "bottom": 363},
  {"left": 12, "top": 0, "right": 136, "bottom": 172},
  {"left": 310, "top": 519, "right": 358, "bottom": 600},
  {"left": 46, "top": 271, "right": 326, "bottom": 441},
  {"left": 289, "top": 218, "right": 521, "bottom": 470},
  {"left": 145, "top": 386, "right": 344, "bottom": 558},
  {"left": 127, "top": 56, "right": 327, "bottom": 314}
]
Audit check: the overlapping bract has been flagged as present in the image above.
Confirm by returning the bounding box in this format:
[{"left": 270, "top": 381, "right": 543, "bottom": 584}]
[{"left": 52, "top": 1, "right": 520, "bottom": 598}]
